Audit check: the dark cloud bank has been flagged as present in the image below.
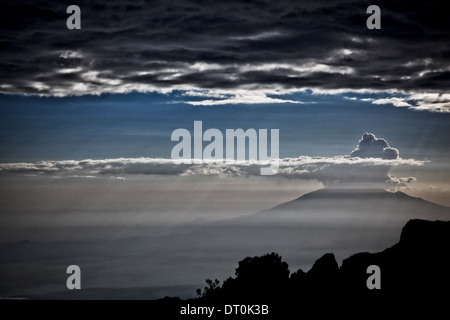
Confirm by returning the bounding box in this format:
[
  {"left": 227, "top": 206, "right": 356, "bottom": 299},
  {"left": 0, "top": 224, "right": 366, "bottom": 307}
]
[{"left": 0, "top": 0, "right": 449, "bottom": 111}]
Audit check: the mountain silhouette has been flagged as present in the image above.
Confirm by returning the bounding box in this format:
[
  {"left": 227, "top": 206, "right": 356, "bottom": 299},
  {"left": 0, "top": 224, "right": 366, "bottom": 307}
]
[
  {"left": 200, "top": 187, "right": 450, "bottom": 270},
  {"left": 245, "top": 187, "right": 450, "bottom": 223},
  {"left": 341, "top": 219, "right": 450, "bottom": 295},
  {"left": 159, "top": 187, "right": 450, "bottom": 305},
  {"left": 164, "top": 219, "right": 449, "bottom": 318}
]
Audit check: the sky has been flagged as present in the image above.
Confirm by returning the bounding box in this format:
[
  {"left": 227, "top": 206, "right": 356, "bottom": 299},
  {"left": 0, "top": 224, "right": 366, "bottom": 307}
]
[{"left": 0, "top": 0, "right": 449, "bottom": 297}]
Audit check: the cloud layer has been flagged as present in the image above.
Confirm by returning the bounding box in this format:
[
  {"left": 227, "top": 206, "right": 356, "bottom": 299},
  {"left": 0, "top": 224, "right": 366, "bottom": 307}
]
[
  {"left": 0, "top": 155, "right": 424, "bottom": 186},
  {"left": 0, "top": 0, "right": 449, "bottom": 111},
  {"left": 0, "top": 132, "right": 422, "bottom": 188}
]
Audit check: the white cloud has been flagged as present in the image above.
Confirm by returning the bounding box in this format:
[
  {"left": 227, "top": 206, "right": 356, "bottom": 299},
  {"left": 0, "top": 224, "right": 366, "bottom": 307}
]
[
  {"left": 368, "top": 92, "right": 450, "bottom": 113},
  {"left": 183, "top": 88, "right": 304, "bottom": 105},
  {"left": 403, "top": 58, "right": 432, "bottom": 67},
  {"left": 186, "top": 94, "right": 300, "bottom": 105},
  {"left": 57, "top": 67, "right": 83, "bottom": 74},
  {"left": 230, "top": 31, "right": 288, "bottom": 41},
  {"left": 372, "top": 97, "right": 412, "bottom": 107},
  {"left": 59, "top": 50, "right": 84, "bottom": 59},
  {"left": 372, "top": 92, "right": 450, "bottom": 113},
  {"left": 406, "top": 92, "right": 450, "bottom": 113},
  {"left": 350, "top": 132, "right": 399, "bottom": 160},
  {"left": 239, "top": 62, "right": 354, "bottom": 75}
]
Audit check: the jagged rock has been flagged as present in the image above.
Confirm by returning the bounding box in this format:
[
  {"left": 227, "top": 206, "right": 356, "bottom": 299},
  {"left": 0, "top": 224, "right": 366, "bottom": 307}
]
[{"left": 307, "top": 253, "right": 339, "bottom": 277}]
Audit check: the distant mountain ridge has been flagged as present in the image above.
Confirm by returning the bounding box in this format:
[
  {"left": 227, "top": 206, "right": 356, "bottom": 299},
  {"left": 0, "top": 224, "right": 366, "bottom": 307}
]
[
  {"left": 5, "top": 187, "right": 450, "bottom": 307},
  {"left": 236, "top": 187, "right": 450, "bottom": 224}
]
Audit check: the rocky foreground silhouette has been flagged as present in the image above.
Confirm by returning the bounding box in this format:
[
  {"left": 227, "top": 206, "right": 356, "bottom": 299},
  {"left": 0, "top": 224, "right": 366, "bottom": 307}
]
[{"left": 149, "top": 219, "right": 450, "bottom": 318}]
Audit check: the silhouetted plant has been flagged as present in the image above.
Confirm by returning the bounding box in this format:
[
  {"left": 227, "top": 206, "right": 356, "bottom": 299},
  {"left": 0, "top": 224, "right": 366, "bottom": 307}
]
[{"left": 196, "top": 278, "right": 221, "bottom": 298}]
